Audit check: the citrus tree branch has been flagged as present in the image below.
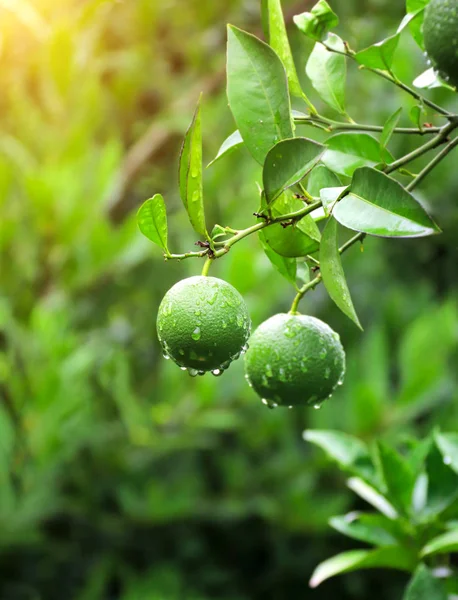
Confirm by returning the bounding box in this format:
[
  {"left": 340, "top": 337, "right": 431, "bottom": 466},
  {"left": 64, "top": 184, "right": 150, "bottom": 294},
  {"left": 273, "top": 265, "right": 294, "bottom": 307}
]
[
  {"left": 322, "top": 43, "right": 452, "bottom": 118},
  {"left": 165, "top": 200, "right": 323, "bottom": 261},
  {"left": 406, "top": 136, "right": 458, "bottom": 191},
  {"left": 384, "top": 121, "right": 458, "bottom": 175},
  {"left": 289, "top": 231, "right": 366, "bottom": 314},
  {"left": 295, "top": 115, "right": 442, "bottom": 135}
]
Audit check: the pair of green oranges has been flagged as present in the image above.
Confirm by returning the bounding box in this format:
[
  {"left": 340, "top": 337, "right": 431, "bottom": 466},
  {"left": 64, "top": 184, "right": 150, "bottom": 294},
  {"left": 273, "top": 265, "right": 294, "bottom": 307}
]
[{"left": 157, "top": 276, "right": 345, "bottom": 408}]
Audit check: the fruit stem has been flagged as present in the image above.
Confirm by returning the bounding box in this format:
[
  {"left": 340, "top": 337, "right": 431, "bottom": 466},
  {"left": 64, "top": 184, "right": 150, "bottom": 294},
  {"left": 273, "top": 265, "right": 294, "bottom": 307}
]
[
  {"left": 289, "top": 275, "right": 322, "bottom": 315},
  {"left": 289, "top": 231, "right": 366, "bottom": 314},
  {"left": 201, "top": 257, "right": 212, "bottom": 276}
]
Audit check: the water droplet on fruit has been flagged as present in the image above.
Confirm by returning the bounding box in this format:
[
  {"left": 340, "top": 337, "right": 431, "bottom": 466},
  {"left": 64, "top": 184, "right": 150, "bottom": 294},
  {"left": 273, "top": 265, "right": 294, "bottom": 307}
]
[
  {"left": 180, "top": 366, "right": 187, "bottom": 371},
  {"left": 288, "top": 406, "right": 293, "bottom": 409},
  {"left": 195, "top": 309, "right": 201, "bottom": 316},
  {"left": 163, "top": 353, "right": 170, "bottom": 360},
  {"left": 191, "top": 327, "right": 201, "bottom": 341},
  {"left": 444, "top": 456, "right": 452, "bottom": 466},
  {"left": 265, "top": 364, "right": 273, "bottom": 378},
  {"left": 212, "top": 369, "right": 223, "bottom": 377},
  {"left": 319, "top": 349, "right": 327, "bottom": 359},
  {"left": 261, "top": 398, "right": 277, "bottom": 409},
  {"left": 178, "top": 349, "right": 185, "bottom": 356},
  {"left": 314, "top": 404, "right": 321, "bottom": 410},
  {"left": 222, "top": 321, "right": 227, "bottom": 329},
  {"left": 197, "top": 370, "right": 205, "bottom": 376},
  {"left": 244, "top": 374, "right": 253, "bottom": 387},
  {"left": 324, "top": 367, "right": 331, "bottom": 380},
  {"left": 188, "top": 368, "right": 199, "bottom": 377}
]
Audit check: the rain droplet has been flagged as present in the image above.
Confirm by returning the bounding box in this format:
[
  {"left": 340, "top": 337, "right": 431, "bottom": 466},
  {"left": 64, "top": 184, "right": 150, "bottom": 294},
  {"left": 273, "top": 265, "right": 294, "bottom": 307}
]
[
  {"left": 324, "top": 367, "right": 331, "bottom": 380},
  {"left": 288, "top": 405, "right": 293, "bottom": 409},
  {"left": 319, "top": 349, "right": 327, "bottom": 359},
  {"left": 212, "top": 369, "right": 223, "bottom": 377},
  {"left": 191, "top": 327, "right": 201, "bottom": 341},
  {"left": 197, "top": 370, "right": 205, "bottom": 376},
  {"left": 179, "top": 349, "right": 185, "bottom": 356},
  {"left": 180, "top": 366, "right": 187, "bottom": 371},
  {"left": 265, "top": 364, "right": 273, "bottom": 378},
  {"left": 163, "top": 353, "right": 170, "bottom": 360},
  {"left": 314, "top": 404, "right": 321, "bottom": 410},
  {"left": 188, "top": 368, "right": 199, "bottom": 377},
  {"left": 261, "top": 398, "right": 278, "bottom": 409},
  {"left": 195, "top": 309, "right": 201, "bottom": 316}
]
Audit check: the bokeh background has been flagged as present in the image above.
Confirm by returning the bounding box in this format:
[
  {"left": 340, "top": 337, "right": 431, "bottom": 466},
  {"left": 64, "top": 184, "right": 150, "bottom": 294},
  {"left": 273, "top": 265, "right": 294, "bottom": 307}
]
[{"left": 0, "top": 0, "right": 457, "bottom": 598}]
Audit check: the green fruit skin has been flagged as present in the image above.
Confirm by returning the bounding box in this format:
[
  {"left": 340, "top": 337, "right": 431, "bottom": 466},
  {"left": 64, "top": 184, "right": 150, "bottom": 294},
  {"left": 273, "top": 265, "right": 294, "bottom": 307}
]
[
  {"left": 157, "top": 276, "right": 251, "bottom": 372},
  {"left": 244, "top": 313, "right": 345, "bottom": 407},
  {"left": 424, "top": 0, "right": 458, "bottom": 87}
]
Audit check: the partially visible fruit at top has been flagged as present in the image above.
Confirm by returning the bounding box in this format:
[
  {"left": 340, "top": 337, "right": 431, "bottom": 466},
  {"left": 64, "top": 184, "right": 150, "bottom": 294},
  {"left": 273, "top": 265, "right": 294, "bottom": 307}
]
[{"left": 424, "top": 0, "right": 458, "bottom": 87}]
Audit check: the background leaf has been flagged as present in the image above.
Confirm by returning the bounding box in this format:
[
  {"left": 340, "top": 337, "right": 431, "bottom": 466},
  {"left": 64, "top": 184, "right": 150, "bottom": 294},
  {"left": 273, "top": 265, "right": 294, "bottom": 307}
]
[
  {"left": 259, "top": 236, "right": 297, "bottom": 284},
  {"left": 406, "top": 0, "right": 428, "bottom": 50},
  {"left": 293, "top": 0, "right": 339, "bottom": 42},
  {"left": 402, "top": 564, "right": 447, "bottom": 600},
  {"left": 178, "top": 98, "right": 207, "bottom": 237},
  {"left": 307, "top": 164, "right": 341, "bottom": 198},
  {"left": 265, "top": 0, "right": 305, "bottom": 99},
  {"left": 435, "top": 432, "right": 458, "bottom": 474},
  {"left": 310, "top": 547, "right": 416, "bottom": 588},
  {"left": 376, "top": 441, "right": 416, "bottom": 514},
  {"left": 227, "top": 25, "right": 293, "bottom": 165},
  {"left": 333, "top": 167, "right": 440, "bottom": 238},
  {"left": 304, "top": 430, "right": 374, "bottom": 480},
  {"left": 306, "top": 33, "right": 347, "bottom": 115},
  {"left": 320, "top": 216, "right": 362, "bottom": 328},
  {"left": 347, "top": 478, "right": 398, "bottom": 518},
  {"left": 421, "top": 529, "right": 458, "bottom": 557},
  {"left": 263, "top": 137, "right": 324, "bottom": 204},
  {"left": 329, "top": 513, "right": 399, "bottom": 547},
  {"left": 381, "top": 108, "right": 403, "bottom": 150},
  {"left": 208, "top": 130, "right": 243, "bottom": 167},
  {"left": 137, "top": 194, "right": 169, "bottom": 253}
]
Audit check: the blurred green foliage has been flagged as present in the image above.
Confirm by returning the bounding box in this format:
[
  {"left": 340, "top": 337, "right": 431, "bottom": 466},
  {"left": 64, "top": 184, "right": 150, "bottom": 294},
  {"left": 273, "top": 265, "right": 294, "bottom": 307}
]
[{"left": 0, "top": 0, "right": 457, "bottom": 598}]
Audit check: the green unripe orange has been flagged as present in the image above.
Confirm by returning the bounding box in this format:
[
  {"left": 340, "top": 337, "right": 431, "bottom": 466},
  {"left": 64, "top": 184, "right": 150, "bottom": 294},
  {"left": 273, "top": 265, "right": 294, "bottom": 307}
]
[
  {"left": 244, "top": 313, "right": 345, "bottom": 407},
  {"left": 157, "top": 276, "right": 251, "bottom": 375},
  {"left": 424, "top": 0, "right": 458, "bottom": 87}
]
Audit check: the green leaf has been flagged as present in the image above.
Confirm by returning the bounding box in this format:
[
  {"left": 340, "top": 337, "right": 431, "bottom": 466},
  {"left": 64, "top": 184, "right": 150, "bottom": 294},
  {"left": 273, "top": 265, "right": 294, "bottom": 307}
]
[
  {"left": 260, "top": 190, "right": 321, "bottom": 257},
  {"left": 347, "top": 478, "right": 398, "bottom": 519},
  {"left": 137, "top": 194, "right": 169, "bottom": 253},
  {"left": 263, "top": 137, "right": 324, "bottom": 204},
  {"left": 403, "top": 564, "right": 447, "bottom": 600},
  {"left": 322, "top": 133, "right": 390, "bottom": 177},
  {"left": 435, "top": 432, "right": 458, "bottom": 474},
  {"left": 333, "top": 167, "right": 441, "bottom": 238},
  {"left": 306, "top": 164, "right": 341, "bottom": 198},
  {"left": 265, "top": 0, "right": 306, "bottom": 100},
  {"left": 227, "top": 25, "right": 293, "bottom": 165},
  {"left": 424, "top": 443, "right": 458, "bottom": 517},
  {"left": 259, "top": 235, "right": 297, "bottom": 284},
  {"left": 413, "top": 68, "right": 456, "bottom": 91},
  {"left": 381, "top": 108, "right": 403, "bottom": 150},
  {"left": 409, "top": 103, "right": 426, "bottom": 129},
  {"left": 320, "top": 186, "right": 348, "bottom": 215},
  {"left": 329, "top": 513, "right": 399, "bottom": 546},
  {"left": 355, "top": 35, "right": 400, "bottom": 71},
  {"left": 320, "top": 217, "right": 362, "bottom": 328},
  {"left": 178, "top": 98, "right": 207, "bottom": 237},
  {"left": 376, "top": 441, "right": 416, "bottom": 514},
  {"left": 306, "top": 33, "right": 346, "bottom": 115},
  {"left": 406, "top": 1, "right": 428, "bottom": 50},
  {"left": 207, "top": 130, "right": 243, "bottom": 167},
  {"left": 294, "top": 0, "right": 339, "bottom": 42},
  {"left": 310, "top": 547, "right": 416, "bottom": 588},
  {"left": 421, "top": 529, "right": 458, "bottom": 557},
  {"left": 304, "top": 430, "right": 374, "bottom": 481}
]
